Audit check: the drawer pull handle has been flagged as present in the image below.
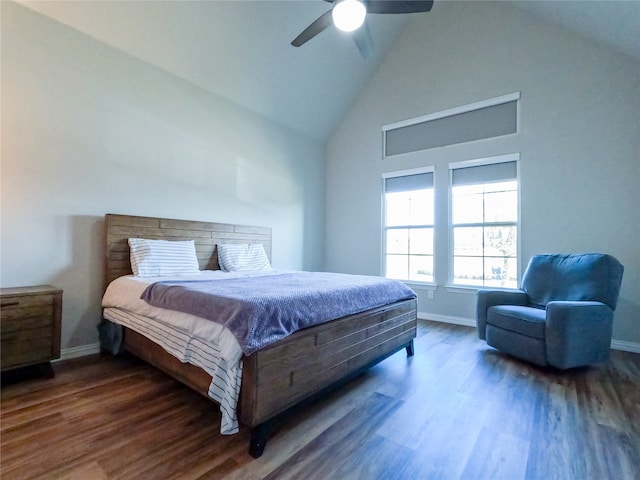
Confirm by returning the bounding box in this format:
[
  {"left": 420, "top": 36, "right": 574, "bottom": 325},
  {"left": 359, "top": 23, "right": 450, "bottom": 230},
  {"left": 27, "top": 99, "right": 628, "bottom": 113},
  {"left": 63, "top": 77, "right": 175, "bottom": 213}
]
[{"left": 1, "top": 301, "right": 20, "bottom": 308}]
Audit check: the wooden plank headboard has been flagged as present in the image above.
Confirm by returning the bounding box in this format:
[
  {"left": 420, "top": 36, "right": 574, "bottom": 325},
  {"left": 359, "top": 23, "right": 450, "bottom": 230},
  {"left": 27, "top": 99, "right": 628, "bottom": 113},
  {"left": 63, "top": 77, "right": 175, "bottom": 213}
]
[{"left": 104, "top": 214, "right": 272, "bottom": 289}]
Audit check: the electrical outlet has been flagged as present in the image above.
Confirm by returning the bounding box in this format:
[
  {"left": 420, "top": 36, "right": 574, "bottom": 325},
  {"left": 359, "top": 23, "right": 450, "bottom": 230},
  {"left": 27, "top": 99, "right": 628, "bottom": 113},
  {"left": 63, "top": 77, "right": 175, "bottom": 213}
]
[{"left": 427, "top": 290, "right": 434, "bottom": 300}]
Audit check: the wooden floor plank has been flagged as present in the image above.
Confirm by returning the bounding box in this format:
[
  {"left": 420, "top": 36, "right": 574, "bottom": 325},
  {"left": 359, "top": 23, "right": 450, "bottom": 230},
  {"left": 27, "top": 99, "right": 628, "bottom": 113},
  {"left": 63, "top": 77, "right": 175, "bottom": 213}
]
[
  {"left": 462, "top": 428, "right": 530, "bottom": 480},
  {"left": 1, "top": 320, "right": 639, "bottom": 480},
  {"left": 261, "top": 392, "right": 403, "bottom": 480},
  {"left": 331, "top": 433, "right": 415, "bottom": 480}
]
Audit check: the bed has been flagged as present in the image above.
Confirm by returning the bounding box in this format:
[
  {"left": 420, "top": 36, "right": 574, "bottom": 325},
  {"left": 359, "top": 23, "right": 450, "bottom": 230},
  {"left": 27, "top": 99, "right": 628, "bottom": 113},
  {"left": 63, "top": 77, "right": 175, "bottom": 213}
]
[{"left": 101, "top": 213, "right": 417, "bottom": 457}]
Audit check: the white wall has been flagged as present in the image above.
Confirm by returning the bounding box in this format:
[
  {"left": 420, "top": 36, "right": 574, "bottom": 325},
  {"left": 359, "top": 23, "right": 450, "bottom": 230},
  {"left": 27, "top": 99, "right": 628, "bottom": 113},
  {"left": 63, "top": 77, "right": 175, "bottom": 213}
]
[
  {"left": 326, "top": 1, "right": 640, "bottom": 345},
  {"left": 1, "top": 2, "right": 325, "bottom": 351}
]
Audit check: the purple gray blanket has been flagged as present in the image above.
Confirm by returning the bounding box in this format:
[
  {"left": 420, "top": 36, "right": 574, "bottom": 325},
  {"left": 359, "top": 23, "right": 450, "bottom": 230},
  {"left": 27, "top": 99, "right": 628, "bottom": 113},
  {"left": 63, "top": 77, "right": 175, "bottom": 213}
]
[{"left": 140, "top": 272, "right": 416, "bottom": 355}]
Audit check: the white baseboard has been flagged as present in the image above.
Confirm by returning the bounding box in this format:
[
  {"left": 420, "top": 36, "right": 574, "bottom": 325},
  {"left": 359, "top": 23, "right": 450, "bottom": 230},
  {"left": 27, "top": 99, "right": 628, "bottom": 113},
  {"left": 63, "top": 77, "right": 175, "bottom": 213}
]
[
  {"left": 418, "top": 312, "right": 640, "bottom": 353},
  {"left": 418, "top": 311, "right": 476, "bottom": 328},
  {"left": 54, "top": 343, "right": 101, "bottom": 363},
  {"left": 610, "top": 339, "right": 640, "bottom": 354}
]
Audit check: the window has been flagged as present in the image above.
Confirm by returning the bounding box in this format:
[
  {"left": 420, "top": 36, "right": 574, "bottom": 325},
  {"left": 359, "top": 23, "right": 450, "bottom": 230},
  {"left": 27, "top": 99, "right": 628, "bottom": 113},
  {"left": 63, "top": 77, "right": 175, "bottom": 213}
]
[
  {"left": 382, "top": 168, "right": 434, "bottom": 283},
  {"left": 450, "top": 154, "right": 519, "bottom": 288}
]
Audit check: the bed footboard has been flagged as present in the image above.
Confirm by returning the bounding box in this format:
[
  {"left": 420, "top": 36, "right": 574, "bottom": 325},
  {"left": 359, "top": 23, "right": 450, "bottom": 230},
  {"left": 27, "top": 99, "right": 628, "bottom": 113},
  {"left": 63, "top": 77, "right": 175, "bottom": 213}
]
[
  {"left": 240, "top": 298, "right": 417, "bottom": 444},
  {"left": 248, "top": 338, "right": 415, "bottom": 458}
]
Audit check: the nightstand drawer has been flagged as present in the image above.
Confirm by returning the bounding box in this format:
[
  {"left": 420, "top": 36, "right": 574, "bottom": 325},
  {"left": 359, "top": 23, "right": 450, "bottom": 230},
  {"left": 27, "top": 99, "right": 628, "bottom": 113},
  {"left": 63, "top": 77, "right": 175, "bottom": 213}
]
[
  {"left": 1, "top": 292, "right": 55, "bottom": 308},
  {"left": 0, "top": 285, "right": 62, "bottom": 373},
  {"left": 1, "top": 297, "right": 55, "bottom": 323},
  {"left": 1, "top": 314, "right": 54, "bottom": 333},
  {"left": 2, "top": 330, "right": 54, "bottom": 368}
]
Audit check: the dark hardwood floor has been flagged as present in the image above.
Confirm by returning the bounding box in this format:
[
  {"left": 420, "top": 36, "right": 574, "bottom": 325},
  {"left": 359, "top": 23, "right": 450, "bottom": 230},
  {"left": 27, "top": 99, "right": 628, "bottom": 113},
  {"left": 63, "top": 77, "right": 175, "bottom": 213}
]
[{"left": 2, "top": 320, "right": 639, "bottom": 479}]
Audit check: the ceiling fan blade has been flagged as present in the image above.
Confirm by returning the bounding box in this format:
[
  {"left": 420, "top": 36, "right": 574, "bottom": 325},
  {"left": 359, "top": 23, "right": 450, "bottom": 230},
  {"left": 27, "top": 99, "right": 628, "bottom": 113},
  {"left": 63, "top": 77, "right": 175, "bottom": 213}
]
[
  {"left": 364, "top": 0, "right": 434, "bottom": 15},
  {"left": 352, "top": 21, "right": 374, "bottom": 60},
  {"left": 291, "top": 10, "right": 334, "bottom": 47}
]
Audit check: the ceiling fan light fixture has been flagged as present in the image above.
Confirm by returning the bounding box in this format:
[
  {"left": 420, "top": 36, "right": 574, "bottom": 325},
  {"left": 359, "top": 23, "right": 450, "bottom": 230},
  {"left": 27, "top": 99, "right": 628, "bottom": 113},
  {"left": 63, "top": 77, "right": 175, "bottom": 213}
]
[{"left": 332, "top": 0, "right": 367, "bottom": 33}]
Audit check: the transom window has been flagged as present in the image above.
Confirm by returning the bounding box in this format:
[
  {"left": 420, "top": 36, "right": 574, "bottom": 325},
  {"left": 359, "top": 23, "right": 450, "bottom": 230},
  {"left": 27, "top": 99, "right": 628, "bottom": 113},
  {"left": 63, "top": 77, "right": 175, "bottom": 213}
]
[
  {"left": 450, "top": 155, "right": 519, "bottom": 288},
  {"left": 382, "top": 168, "right": 434, "bottom": 283}
]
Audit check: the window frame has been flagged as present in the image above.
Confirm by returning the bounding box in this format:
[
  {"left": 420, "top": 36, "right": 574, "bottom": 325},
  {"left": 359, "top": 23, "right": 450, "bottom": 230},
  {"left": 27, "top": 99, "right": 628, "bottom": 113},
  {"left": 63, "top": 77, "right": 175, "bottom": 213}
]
[
  {"left": 381, "top": 166, "right": 436, "bottom": 286},
  {"left": 448, "top": 153, "right": 521, "bottom": 289}
]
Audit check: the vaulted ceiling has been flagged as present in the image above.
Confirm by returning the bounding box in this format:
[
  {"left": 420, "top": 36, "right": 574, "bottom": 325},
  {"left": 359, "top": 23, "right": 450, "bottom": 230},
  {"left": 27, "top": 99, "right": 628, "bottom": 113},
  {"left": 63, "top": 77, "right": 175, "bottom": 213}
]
[{"left": 18, "top": 0, "right": 640, "bottom": 143}]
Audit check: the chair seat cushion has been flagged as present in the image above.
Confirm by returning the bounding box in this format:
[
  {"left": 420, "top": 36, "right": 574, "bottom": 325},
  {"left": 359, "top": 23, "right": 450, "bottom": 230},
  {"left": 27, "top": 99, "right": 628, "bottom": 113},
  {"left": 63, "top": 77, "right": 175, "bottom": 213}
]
[{"left": 487, "top": 305, "right": 546, "bottom": 339}]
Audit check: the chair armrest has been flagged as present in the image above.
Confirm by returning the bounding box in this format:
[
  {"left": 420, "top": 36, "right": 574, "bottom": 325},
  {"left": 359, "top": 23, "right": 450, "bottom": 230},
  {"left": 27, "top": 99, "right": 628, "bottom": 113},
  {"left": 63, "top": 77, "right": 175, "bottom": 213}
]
[
  {"left": 476, "top": 289, "right": 528, "bottom": 340},
  {"left": 545, "top": 301, "right": 614, "bottom": 369}
]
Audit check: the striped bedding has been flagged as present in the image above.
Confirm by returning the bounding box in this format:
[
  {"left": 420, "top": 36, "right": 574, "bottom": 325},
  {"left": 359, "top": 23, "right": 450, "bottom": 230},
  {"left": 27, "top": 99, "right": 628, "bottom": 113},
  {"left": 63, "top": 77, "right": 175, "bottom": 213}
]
[
  {"left": 102, "top": 307, "right": 242, "bottom": 434},
  {"left": 102, "top": 271, "right": 262, "bottom": 434}
]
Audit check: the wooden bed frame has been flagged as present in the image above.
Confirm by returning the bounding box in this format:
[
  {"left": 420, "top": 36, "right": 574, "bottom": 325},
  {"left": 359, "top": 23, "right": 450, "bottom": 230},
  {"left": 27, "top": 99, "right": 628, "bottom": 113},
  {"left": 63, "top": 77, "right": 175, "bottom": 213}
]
[{"left": 103, "top": 213, "right": 417, "bottom": 457}]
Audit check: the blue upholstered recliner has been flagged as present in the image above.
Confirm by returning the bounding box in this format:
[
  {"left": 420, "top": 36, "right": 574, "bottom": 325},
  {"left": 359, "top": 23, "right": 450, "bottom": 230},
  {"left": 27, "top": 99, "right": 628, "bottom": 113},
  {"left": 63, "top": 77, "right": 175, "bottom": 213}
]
[{"left": 476, "top": 253, "right": 624, "bottom": 369}]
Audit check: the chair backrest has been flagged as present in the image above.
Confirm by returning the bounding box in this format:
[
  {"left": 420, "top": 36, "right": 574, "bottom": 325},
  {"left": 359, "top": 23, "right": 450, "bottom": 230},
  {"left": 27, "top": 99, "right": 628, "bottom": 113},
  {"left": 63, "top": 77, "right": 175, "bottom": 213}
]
[{"left": 521, "top": 253, "right": 624, "bottom": 310}]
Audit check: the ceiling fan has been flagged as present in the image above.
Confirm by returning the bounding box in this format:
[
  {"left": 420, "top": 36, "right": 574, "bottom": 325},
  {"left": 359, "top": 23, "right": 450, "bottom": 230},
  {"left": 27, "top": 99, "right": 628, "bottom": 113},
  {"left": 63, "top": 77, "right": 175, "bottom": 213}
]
[{"left": 291, "top": 0, "right": 434, "bottom": 59}]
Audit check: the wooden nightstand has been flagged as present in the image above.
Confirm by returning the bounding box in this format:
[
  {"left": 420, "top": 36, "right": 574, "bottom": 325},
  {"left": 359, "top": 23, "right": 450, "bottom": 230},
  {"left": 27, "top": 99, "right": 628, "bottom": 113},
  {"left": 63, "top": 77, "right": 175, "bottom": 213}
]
[{"left": 1, "top": 285, "right": 62, "bottom": 378}]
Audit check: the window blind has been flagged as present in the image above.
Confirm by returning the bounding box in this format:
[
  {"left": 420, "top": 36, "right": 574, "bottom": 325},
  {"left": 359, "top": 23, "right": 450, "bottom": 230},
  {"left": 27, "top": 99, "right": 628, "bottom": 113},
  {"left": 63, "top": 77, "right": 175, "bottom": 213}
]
[
  {"left": 451, "top": 160, "right": 517, "bottom": 186},
  {"left": 384, "top": 172, "right": 434, "bottom": 193},
  {"left": 383, "top": 93, "right": 519, "bottom": 157}
]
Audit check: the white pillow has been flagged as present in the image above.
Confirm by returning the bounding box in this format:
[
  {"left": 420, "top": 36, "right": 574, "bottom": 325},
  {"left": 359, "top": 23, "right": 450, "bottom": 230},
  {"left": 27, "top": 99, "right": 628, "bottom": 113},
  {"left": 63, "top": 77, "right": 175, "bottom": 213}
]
[
  {"left": 128, "top": 238, "right": 201, "bottom": 277},
  {"left": 217, "top": 243, "right": 271, "bottom": 272}
]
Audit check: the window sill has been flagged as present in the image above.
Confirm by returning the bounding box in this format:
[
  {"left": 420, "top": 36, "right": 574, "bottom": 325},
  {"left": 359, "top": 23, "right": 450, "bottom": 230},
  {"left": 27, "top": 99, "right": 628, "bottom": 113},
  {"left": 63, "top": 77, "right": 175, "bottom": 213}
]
[
  {"left": 445, "top": 285, "right": 479, "bottom": 294},
  {"left": 446, "top": 284, "right": 520, "bottom": 294},
  {"left": 403, "top": 282, "right": 437, "bottom": 291}
]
